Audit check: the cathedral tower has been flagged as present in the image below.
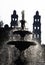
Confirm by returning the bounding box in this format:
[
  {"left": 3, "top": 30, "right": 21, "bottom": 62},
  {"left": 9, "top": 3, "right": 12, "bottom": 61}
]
[{"left": 33, "top": 11, "right": 41, "bottom": 43}]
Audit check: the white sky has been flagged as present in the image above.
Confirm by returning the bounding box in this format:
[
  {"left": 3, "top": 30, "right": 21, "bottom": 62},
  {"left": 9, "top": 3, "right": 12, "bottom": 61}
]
[{"left": 0, "top": 0, "right": 45, "bottom": 44}]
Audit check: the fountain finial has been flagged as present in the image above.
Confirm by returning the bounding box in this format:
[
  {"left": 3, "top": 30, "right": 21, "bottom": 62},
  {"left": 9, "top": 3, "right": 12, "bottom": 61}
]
[
  {"left": 20, "top": 10, "right": 25, "bottom": 29},
  {"left": 21, "top": 10, "right": 24, "bottom": 20}
]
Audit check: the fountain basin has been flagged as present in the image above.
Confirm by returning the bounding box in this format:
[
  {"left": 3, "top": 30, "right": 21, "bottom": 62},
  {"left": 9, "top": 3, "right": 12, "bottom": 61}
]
[
  {"left": 7, "top": 41, "right": 36, "bottom": 51},
  {"left": 13, "top": 30, "right": 32, "bottom": 37}
]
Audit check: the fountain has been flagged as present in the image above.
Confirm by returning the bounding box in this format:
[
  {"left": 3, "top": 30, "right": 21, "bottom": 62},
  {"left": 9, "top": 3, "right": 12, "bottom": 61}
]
[{"left": 7, "top": 11, "right": 36, "bottom": 65}]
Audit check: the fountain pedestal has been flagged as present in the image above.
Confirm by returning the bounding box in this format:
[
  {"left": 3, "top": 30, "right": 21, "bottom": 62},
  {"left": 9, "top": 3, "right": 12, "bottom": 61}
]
[{"left": 8, "top": 41, "right": 36, "bottom": 65}]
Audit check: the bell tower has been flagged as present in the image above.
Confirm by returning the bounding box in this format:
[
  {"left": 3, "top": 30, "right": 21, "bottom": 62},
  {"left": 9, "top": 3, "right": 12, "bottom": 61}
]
[
  {"left": 11, "top": 10, "right": 18, "bottom": 28},
  {"left": 33, "top": 11, "right": 41, "bottom": 43}
]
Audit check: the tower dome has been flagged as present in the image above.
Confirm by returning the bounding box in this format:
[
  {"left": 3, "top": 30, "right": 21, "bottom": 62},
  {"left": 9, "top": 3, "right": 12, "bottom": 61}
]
[
  {"left": 36, "top": 11, "right": 39, "bottom": 15},
  {"left": 13, "top": 10, "right": 16, "bottom": 15}
]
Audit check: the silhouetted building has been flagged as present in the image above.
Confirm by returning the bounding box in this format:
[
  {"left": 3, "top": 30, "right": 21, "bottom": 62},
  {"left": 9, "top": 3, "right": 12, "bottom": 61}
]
[
  {"left": 33, "top": 11, "right": 41, "bottom": 43},
  {"left": 11, "top": 10, "right": 18, "bottom": 28}
]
